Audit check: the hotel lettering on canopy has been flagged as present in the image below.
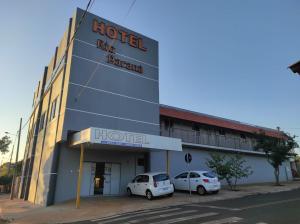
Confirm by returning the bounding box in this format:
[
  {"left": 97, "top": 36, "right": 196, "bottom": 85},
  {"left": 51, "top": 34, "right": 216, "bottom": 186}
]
[{"left": 18, "top": 8, "right": 293, "bottom": 206}]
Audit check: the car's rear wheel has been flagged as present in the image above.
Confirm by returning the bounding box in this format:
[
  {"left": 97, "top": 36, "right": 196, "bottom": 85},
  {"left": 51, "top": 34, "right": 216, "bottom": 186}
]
[
  {"left": 168, "top": 193, "right": 173, "bottom": 197},
  {"left": 127, "top": 188, "right": 132, "bottom": 196},
  {"left": 146, "top": 190, "right": 153, "bottom": 200},
  {"left": 197, "top": 186, "right": 206, "bottom": 195}
]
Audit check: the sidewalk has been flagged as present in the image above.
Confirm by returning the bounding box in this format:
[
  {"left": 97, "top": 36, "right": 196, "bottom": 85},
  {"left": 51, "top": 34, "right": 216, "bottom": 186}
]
[{"left": 1, "top": 181, "right": 300, "bottom": 224}]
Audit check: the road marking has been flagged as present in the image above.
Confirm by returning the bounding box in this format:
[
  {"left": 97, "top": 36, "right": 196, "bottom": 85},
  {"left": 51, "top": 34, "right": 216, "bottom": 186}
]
[
  {"left": 185, "top": 204, "right": 241, "bottom": 211},
  {"left": 239, "top": 197, "right": 300, "bottom": 210},
  {"left": 91, "top": 208, "right": 157, "bottom": 222},
  {"left": 96, "top": 208, "right": 180, "bottom": 224},
  {"left": 198, "top": 217, "right": 243, "bottom": 224},
  {"left": 148, "top": 212, "right": 218, "bottom": 224},
  {"left": 124, "top": 210, "right": 198, "bottom": 224},
  {"left": 256, "top": 222, "right": 268, "bottom": 224}
]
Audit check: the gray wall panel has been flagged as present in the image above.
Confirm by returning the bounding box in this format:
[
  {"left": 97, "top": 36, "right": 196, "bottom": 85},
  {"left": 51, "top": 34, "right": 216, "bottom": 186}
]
[
  {"left": 63, "top": 110, "right": 159, "bottom": 137},
  {"left": 69, "top": 56, "right": 159, "bottom": 103},
  {"left": 150, "top": 148, "right": 293, "bottom": 185},
  {"left": 72, "top": 40, "right": 158, "bottom": 80},
  {"left": 62, "top": 8, "right": 159, "bottom": 138},
  {"left": 55, "top": 143, "right": 144, "bottom": 203},
  {"left": 67, "top": 84, "right": 159, "bottom": 124}
]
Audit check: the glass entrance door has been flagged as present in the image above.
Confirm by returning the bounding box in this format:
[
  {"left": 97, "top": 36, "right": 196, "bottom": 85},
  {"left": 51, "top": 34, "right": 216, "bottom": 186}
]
[{"left": 94, "top": 162, "right": 105, "bottom": 195}]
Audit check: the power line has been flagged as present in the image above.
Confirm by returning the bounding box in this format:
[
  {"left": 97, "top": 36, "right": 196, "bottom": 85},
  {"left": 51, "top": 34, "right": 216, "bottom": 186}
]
[
  {"left": 75, "top": 0, "right": 137, "bottom": 100},
  {"left": 18, "top": 0, "right": 94, "bottom": 134}
]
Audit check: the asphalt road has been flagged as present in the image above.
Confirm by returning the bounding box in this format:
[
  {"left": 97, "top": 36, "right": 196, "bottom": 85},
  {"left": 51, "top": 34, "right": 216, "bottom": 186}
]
[{"left": 71, "top": 188, "right": 300, "bottom": 224}]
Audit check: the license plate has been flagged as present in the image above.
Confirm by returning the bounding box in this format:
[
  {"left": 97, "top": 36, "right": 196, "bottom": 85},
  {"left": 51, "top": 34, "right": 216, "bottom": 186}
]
[{"left": 163, "top": 187, "right": 168, "bottom": 191}]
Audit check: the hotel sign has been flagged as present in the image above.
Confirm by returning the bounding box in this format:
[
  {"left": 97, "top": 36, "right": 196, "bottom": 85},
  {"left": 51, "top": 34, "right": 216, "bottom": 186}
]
[
  {"left": 92, "top": 19, "right": 146, "bottom": 74},
  {"left": 70, "top": 127, "right": 182, "bottom": 152},
  {"left": 94, "top": 128, "right": 149, "bottom": 148},
  {"left": 92, "top": 20, "right": 147, "bottom": 51}
]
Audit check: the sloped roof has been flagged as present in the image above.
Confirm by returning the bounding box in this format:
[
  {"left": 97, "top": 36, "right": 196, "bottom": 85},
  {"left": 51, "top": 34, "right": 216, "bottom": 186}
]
[{"left": 160, "top": 105, "right": 284, "bottom": 139}]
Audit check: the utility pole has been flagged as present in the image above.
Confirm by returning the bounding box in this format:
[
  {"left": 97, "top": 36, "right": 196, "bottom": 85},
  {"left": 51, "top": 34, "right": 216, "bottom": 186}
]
[{"left": 10, "top": 118, "right": 22, "bottom": 200}]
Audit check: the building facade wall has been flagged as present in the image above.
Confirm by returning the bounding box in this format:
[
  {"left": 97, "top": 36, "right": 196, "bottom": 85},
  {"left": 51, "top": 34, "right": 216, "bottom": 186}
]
[
  {"left": 150, "top": 147, "right": 292, "bottom": 184},
  {"left": 60, "top": 8, "right": 160, "bottom": 140},
  {"left": 24, "top": 18, "right": 74, "bottom": 205},
  {"left": 160, "top": 116, "right": 256, "bottom": 151},
  {"left": 54, "top": 143, "right": 146, "bottom": 203},
  {"left": 20, "top": 8, "right": 294, "bottom": 206}
]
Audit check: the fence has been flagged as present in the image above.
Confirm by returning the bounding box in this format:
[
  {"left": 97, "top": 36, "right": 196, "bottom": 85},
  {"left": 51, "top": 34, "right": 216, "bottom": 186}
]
[{"left": 165, "top": 128, "right": 255, "bottom": 151}]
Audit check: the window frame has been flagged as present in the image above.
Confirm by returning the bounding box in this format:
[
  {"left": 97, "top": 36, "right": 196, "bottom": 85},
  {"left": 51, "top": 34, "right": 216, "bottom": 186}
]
[
  {"left": 39, "top": 112, "right": 46, "bottom": 132},
  {"left": 175, "top": 172, "right": 188, "bottom": 179},
  {"left": 49, "top": 96, "right": 59, "bottom": 121},
  {"left": 189, "top": 172, "right": 200, "bottom": 178}
]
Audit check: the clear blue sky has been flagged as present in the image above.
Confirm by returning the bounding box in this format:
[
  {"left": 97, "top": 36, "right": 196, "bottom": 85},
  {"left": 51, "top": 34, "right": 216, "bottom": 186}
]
[{"left": 1, "top": 0, "right": 300, "bottom": 163}]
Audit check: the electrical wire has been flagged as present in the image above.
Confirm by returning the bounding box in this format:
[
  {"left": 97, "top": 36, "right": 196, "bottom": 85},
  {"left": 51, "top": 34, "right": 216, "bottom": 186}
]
[
  {"left": 75, "top": 0, "right": 137, "bottom": 100},
  {"left": 18, "top": 0, "right": 94, "bottom": 133}
]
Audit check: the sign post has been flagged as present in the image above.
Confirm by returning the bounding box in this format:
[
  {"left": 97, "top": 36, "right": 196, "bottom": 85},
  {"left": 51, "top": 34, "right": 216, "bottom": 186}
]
[{"left": 185, "top": 153, "right": 192, "bottom": 196}]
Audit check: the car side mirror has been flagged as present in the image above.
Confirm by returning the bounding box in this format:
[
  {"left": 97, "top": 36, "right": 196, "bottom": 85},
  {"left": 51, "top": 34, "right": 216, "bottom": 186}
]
[{"left": 132, "top": 179, "right": 135, "bottom": 183}]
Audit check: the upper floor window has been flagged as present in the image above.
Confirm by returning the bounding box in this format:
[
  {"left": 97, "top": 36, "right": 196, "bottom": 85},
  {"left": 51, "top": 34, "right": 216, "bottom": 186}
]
[
  {"left": 39, "top": 112, "right": 46, "bottom": 132},
  {"left": 49, "top": 97, "right": 59, "bottom": 121},
  {"left": 218, "top": 129, "right": 226, "bottom": 135},
  {"left": 240, "top": 134, "right": 246, "bottom": 139},
  {"left": 164, "top": 119, "right": 173, "bottom": 130}
]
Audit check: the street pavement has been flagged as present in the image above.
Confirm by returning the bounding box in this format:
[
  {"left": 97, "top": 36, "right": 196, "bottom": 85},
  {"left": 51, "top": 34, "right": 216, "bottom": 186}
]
[{"left": 70, "top": 188, "right": 300, "bottom": 224}]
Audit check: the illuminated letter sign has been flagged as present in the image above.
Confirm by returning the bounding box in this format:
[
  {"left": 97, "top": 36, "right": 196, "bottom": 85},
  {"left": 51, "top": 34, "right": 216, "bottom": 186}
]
[{"left": 92, "top": 19, "right": 147, "bottom": 52}]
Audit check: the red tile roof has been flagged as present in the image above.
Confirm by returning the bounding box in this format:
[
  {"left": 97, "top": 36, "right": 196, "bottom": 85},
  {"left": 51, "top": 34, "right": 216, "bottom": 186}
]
[{"left": 160, "top": 105, "right": 284, "bottom": 139}]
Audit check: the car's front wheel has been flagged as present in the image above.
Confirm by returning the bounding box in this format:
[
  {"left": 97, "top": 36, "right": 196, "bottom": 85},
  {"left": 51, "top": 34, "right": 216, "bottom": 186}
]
[
  {"left": 197, "top": 186, "right": 206, "bottom": 195},
  {"left": 127, "top": 188, "right": 132, "bottom": 196},
  {"left": 146, "top": 190, "right": 153, "bottom": 200}
]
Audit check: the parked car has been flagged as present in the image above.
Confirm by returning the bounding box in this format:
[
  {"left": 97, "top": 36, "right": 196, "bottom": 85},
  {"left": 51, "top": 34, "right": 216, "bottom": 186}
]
[
  {"left": 127, "top": 172, "right": 174, "bottom": 200},
  {"left": 172, "top": 171, "right": 220, "bottom": 195}
]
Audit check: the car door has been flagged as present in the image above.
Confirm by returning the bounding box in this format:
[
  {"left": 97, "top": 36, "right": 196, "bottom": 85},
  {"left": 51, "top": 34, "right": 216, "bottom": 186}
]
[
  {"left": 174, "top": 172, "right": 188, "bottom": 190},
  {"left": 189, "top": 172, "right": 201, "bottom": 191},
  {"left": 131, "top": 175, "right": 141, "bottom": 195},
  {"left": 138, "top": 175, "right": 150, "bottom": 196},
  {"left": 135, "top": 175, "right": 145, "bottom": 195}
]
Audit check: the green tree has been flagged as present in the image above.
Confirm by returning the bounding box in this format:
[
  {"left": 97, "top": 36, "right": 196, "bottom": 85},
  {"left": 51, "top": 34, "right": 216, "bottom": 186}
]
[
  {"left": 206, "top": 153, "right": 253, "bottom": 190},
  {"left": 255, "top": 131, "right": 298, "bottom": 186},
  {"left": 0, "top": 135, "right": 11, "bottom": 155},
  {"left": 229, "top": 154, "right": 253, "bottom": 190}
]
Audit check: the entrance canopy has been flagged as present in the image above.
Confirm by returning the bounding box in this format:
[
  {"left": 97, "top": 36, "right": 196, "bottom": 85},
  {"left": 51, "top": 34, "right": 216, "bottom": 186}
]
[{"left": 69, "top": 127, "right": 182, "bottom": 152}]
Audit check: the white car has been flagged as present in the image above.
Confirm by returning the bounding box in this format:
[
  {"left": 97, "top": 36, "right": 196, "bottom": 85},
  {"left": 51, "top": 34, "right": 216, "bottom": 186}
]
[
  {"left": 127, "top": 172, "right": 174, "bottom": 200},
  {"left": 172, "top": 171, "right": 220, "bottom": 195}
]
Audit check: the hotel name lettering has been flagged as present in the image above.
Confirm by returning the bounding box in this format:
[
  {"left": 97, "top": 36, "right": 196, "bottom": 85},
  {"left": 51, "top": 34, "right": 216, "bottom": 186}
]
[
  {"left": 95, "top": 129, "right": 149, "bottom": 145},
  {"left": 92, "top": 19, "right": 145, "bottom": 74}
]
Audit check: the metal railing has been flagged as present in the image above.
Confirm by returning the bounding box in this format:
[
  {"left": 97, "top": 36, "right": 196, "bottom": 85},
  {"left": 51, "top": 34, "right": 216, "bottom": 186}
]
[{"left": 163, "top": 128, "right": 256, "bottom": 151}]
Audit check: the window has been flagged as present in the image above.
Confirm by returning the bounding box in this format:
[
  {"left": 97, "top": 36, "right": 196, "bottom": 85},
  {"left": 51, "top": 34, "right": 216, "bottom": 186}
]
[
  {"left": 240, "top": 134, "right": 246, "bottom": 139},
  {"left": 39, "top": 112, "right": 46, "bottom": 131},
  {"left": 192, "top": 124, "right": 200, "bottom": 131},
  {"left": 137, "top": 158, "right": 145, "bottom": 166},
  {"left": 49, "top": 97, "right": 58, "bottom": 121},
  {"left": 202, "top": 172, "right": 216, "bottom": 178},
  {"left": 135, "top": 175, "right": 149, "bottom": 183},
  {"left": 133, "top": 175, "right": 142, "bottom": 182},
  {"left": 164, "top": 119, "right": 173, "bottom": 130},
  {"left": 189, "top": 172, "right": 200, "bottom": 178},
  {"left": 219, "top": 129, "right": 226, "bottom": 135},
  {"left": 175, "top": 172, "right": 188, "bottom": 179},
  {"left": 153, "top": 174, "right": 169, "bottom": 182}
]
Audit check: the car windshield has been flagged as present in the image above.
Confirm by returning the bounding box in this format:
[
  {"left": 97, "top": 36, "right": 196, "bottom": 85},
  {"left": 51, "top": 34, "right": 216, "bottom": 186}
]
[
  {"left": 202, "top": 172, "right": 216, "bottom": 178},
  {"left": 153, "top": 174, "right": 169, "bottom": 182}
]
